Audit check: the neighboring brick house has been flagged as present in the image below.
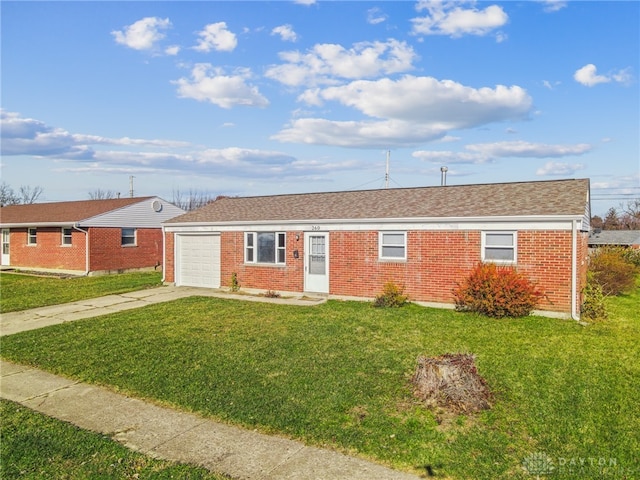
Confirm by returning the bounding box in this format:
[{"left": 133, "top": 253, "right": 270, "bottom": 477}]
[
  {"left": 0, "top": 197, "right": 184, "bottom": 275},
  {"left": 163, "top": 179, "right": 591, "bottom": 319}
]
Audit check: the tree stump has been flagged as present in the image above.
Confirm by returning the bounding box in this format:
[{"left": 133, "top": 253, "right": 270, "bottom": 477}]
[{"left": 411, "top": 353, "right": 492, "bottom": 413}]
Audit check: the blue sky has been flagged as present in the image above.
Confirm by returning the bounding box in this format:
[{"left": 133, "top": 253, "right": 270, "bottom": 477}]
[{"left": 1, "top": 1, "right": 638, "bottom": 216}]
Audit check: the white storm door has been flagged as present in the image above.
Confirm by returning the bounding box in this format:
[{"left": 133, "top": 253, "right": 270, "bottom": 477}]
[
  {"left": 1, "top": 229, "right": 9, "bottom": 266},
  {"left": 177, "top": 234, "right": 220, "bottom": 288},
  {"left": 304, "top": 232, "right": 329, "bottom": 293}
]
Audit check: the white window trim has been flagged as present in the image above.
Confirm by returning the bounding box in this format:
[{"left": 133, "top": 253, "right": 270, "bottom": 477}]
[
  {"left": 244, "top": 232, "right": 286, "bottom": 265},
  {"left": 61, "top": 227, "right": 72, "bottom": 246},
  {"left": 121, "top": 228, "right": 137, "bottom": 247},
  {"left": 481, "top": 231, "right": 517, "bottom": 264},
  {"left": 378, "top": 231, "right": 407, "bottom": 261},
  {"left": 27, "top": 227, "right": 37, "bottom": 245}
]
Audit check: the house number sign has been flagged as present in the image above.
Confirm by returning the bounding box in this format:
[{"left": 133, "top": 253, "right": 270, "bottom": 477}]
[{"left": 311, "top": 225, "right": 321, "bottom": 231}]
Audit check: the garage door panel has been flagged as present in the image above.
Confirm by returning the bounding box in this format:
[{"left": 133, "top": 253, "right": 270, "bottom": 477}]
[{"left": 177, "top": 235, "right": 220, "bottom": 288}]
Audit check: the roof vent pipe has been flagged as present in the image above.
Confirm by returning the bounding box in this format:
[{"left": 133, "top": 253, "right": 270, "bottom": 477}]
[{"left": 440, "top": 166, "right": 448, "bottom": 186}]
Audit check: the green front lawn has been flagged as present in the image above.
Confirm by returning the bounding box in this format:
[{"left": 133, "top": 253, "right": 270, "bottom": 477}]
[
  {"left": 1, "top": 289, "right": 638, "bottom": 479},
  {"left": 0, "top": 271, "right": 162, "bottom": 313},
  {"left": 0, "top": 399, "right": 226, "bottom": 479}
]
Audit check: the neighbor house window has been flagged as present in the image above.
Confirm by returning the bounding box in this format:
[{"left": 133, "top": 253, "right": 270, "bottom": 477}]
[
  {"left": 245, "top": 232, "right": 285, "bottom": 264},
  {"left": 121, "top": 228, "right": 136, "bottom": 246},
  {"left": 482, "top": 231, "right": 516, "bottom": 263},
  {"left": 62, "top": 228, "right": 72, "bottom": 246},
  {"left": 379, "top": 232, "right": 407, "bottom": 260},
  {"left": 28, "top": 228, "right": 37, "bottom": 245}
]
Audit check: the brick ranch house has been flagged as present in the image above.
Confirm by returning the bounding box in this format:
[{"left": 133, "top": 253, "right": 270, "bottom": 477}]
[
  {"left": 0, "top": 197, "right": 184, "bottom": 275},
  {"left": 163, "top": 179, "right": 591, "bottom": 319}
]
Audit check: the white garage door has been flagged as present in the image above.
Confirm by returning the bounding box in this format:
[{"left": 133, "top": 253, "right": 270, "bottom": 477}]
[{"left": 177, "top": 234, "right": 220, "bottom": 288}]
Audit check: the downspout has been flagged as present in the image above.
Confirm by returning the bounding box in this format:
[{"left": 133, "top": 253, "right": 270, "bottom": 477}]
[
  {"left": 571, "top": 219, "right": 579, "bottom": 321},
  {"left": 73, "top": 224, "right": 90, "bottom": 276},
  {"left": 161, "top": 225, "right": 166, "bottom": 283}
]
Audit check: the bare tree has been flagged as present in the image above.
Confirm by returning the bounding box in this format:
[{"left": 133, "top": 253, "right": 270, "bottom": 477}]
[
  {"left": 88, "top": 189, "right": 118, "bottom": 200},
  {"left": 19, "top": 185, "right": 43, "bottom": 204},
  {"left": 1, "top": 182, "right": 43, "bottom": 206},
  {"left": 172, "top": 188, "right": 218, "bottom": 211},
  {"left": 619, "top": 199, "right": 640, "bottom": 230},
  {"left": 0, "top": 182, "right": 19, "bottom": 206}
]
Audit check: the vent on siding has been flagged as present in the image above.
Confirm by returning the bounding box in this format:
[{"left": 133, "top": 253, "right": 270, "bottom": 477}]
[{"left": 151, "top": 200, "right": 162, "bottom": 212}]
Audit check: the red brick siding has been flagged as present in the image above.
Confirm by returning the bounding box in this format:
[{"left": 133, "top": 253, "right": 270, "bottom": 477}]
[
  {"left": 7, "top": 227, "right": 86, "bottom": 270},
  {"left": 220, "top": 231, "right": 305, "bottom": 292},
  {"left": 88, "top": 228, "right": 163, "bottom": 272},
  {"left": 164, "top": 232, "right": 175, "bottom": 282},
  {"left": 167, "top": 228, "right": 586, "bottom": 314},
  {"left": 7, "top": 227, "right": 163, "bottom": 272}
]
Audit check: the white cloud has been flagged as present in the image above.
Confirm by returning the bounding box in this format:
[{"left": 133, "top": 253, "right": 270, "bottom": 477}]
[
  {"left": 173, "top": 64, "right": 269, "bottom": 109},
  {"left": 0, "top": 110, "right": 190, "bottom": 158},
  {"left": 412, "top": 150, "right": 487, "bottom": 164},
  {"left": 574, "top": 64, "right": 610, "bottom": 87},
  {"left": 412, "top": 1, "right": 508, "bottom": 37},
  {"left": 367, "top": 7, "right": 388, "bottom": 25},
  {"left": 536, "top": 161, "right": 585, "bottom": 176},
  {"left": 274, "top": 76, "right": 532, "bottom": 147},
  {"left": 574, "top": 64, "right": 633, "bottom": 87},
  {"left": 272, "top": 24, "right": 298, "bottom": 42},
  {"left": 294, "top": 0, "right": 316, "bottom": 5},
  {"left": 265, "top": 39, "right": 417, "bottom": 87},
  {"left": 413, "top": 140, "right": 593, "bottom": 165},
  {"left": 466, "top": 140, "right": 592, "bottom": 158},
  {"left": 538, "top": 1, "right": 567, "bottom": 13},
  {"left": 112, "top": 17, "right": 171, "bottom": 51},
  {"left": 193, "top": 22, "right": 237, "bottom": 52},
  {"left": 165, "top": 45, "right": 180, "bottom": 56}
]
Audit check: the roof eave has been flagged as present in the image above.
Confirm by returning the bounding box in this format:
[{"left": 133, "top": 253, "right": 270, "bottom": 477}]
[{"left": 163, "top": 214, "right": 585, "bottom": 228}]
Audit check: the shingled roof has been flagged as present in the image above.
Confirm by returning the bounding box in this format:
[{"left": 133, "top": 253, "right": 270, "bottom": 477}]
[
  {"left": 0, "top": 197, "right": 153, "bottom": 226},
  {"left": 166, "top": 179, "right": 590, "bottom": 224},
  {"left": 588, "top": 230, "right": 640, "bottom": 247}
]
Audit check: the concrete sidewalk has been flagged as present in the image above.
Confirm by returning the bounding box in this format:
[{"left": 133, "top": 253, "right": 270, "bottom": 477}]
[
  {"left": 0, "top": 287, "right": 421, "bottom": 479},
  {"left": 1, "top": 361, "right": 420, "bottom": 480},
  {"left": 0, "top": 285, "right": 326, "bottom": 337}
]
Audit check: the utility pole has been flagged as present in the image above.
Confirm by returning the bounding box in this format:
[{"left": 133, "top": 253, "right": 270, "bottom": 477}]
[{"left": 129, "top": 176, "right": 135, "bottom": 198}]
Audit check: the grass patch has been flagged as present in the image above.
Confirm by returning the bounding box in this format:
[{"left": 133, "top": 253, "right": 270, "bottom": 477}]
[
  {"left": 1, "top": 288, "right": 639, "bottom": 479},
  {"left": 0, "top": 271, "right": 162, "bottom": 313},
  {"left": 0, "top": 399, "right": 226, "bottom": 479}
]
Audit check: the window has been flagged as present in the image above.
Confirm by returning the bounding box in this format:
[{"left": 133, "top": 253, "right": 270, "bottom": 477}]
[
  {"left": 245, "top": 232, "right": 285, "bottom": 264},
  {"left": 121, "top": 228, "right": 136, "bottom": 246},
  {"left": 379, "top": 232, "right": 406, "bottom": 260},
  {"left": 28, "top": 228, "right": 37, "bottom": 245},
  {"left": 62, "top": 228, "right": 72, "bottom": 246},
  {"left": 482, "top": 231, "right": 516, "bottom": 263}
]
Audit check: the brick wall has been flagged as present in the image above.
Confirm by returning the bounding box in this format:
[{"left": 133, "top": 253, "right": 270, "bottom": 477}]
[
  {"left": 89, "top": 227, "right": 163, "bottom": 272},
  {"left": 164, "top": 231, "right": 175, "bottom": 282},
  {"left": 166, "top": 228, "right": 586, "bottom": 315},
  {"left": 7, "top": 227, "right": 86, "bottom": 271},
  {"left": 6, "top": 227, "right": 163, "bottom": 273},
  {"left": 220, "top": 231, "right": 305, "bottom": 292}
]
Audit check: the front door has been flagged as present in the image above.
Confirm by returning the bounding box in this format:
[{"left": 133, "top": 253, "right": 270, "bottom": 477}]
[
  {"left": 304, "top": 232, "right": 329, "bottom": 293},
  {"left": 1, "top": 229, "right": 9, "bottom": 266}
]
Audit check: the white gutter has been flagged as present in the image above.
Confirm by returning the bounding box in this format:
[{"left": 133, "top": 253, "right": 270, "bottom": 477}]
[
  {"left": 72, "top": 224, "right": 90, "bottom": 275},
  {"left": 571, "top": 219, "right": 579, "bottom": 321}
]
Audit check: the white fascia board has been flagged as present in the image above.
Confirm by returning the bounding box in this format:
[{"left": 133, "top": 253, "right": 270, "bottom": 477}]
[
  {"left": 164, "top": 215, "right": 580, "bottom": 233},
  {"left": 0, "top": 222, "right": 75, "bottom": 228}
]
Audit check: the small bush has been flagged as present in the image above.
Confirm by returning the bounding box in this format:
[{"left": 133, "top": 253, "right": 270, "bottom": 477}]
[
  {"left": 452, "top": 263, "right": 542, "bottom": 318},
  {"left": 230, "top": 272, "right": 240, "bottom": 292},
  {"left": 264, "top": 289, "right": 280, "bottom": 298},
  {"left": 373, "top": 281, "right": 408, "bottom": 308},
  {"left": 581, "top": 273, "right": 608, "bottom": 322},
  {"left": 589, "top": 247, "right": 639, "bottom": 296}
]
